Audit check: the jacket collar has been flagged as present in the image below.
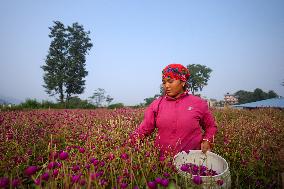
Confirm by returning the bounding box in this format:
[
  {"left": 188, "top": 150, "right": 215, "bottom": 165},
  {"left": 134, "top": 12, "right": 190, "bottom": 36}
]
[{"left": 164, "top": 91, "right": 189, "bottom": 101}]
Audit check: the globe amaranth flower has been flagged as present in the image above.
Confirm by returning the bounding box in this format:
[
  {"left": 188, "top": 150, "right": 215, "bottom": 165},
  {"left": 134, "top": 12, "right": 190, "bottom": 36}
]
[
  {"left": 192, "top": 175, "right": 202, "bottom": 185},
  {"left": 24, "top": 166, "right": 38, "bottom": 176},
  {"left": 0, "top": 177, "right": 9, "bottom": 188},
  {"left": 147, "top": 181, "right": 157, "bottom": 189},
  {"left": 41, "top": 172, "right": 49, "bottom": 181},
  {"left": 59, "top": 151, "right": 68, "bottom": 160}
]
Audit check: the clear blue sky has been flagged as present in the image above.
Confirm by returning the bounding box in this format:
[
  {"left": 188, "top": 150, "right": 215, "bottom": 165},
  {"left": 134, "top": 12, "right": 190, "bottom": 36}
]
[{"left": 0, "top": 0, "right": 283, "bottom": 105}]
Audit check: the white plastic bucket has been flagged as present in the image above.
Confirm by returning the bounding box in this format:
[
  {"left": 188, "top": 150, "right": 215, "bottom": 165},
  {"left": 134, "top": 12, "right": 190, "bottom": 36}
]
[{"left": 174, "top": 150, "right": 231, "bottom": 189}]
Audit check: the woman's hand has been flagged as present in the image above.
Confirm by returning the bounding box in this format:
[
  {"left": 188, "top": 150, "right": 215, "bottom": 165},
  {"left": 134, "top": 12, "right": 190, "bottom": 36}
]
[{"left": 201, "top": 140, "right": 211, "bottom": 153}]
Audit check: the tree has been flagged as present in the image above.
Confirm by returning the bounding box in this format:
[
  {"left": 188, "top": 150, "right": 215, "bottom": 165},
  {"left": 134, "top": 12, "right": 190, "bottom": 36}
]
[
  {"left": 235, "top": 88, "right": 279, "bottom": 104},
  {"left": 268, "top": 90, "right": 278, "bottom": 98},
  {"left": 89, "top": 88, "right": 106, "bottom": 107},
  {"left": 186, "top": 64, "right": 212, "bottom": 95},
  {"left": 106, "top": 95, "right": 114, "bottom": 106},
  {"left": 42, "top": 21, "right": 93, "bottom": 103}
]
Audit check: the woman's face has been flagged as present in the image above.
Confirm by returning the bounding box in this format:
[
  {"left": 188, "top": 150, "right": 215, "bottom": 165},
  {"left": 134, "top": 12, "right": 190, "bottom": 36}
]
[{"left": 162, "top": 78, "right": 185, "bottom": 98}]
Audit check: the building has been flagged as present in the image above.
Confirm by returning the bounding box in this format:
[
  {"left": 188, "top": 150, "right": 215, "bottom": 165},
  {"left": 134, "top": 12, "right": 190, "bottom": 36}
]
[
  {"left": 233, "top": 97, "right": 284, "bottom": 109},
  {"left": 224, "top": 93, "right": 238, "bottom": 105}
]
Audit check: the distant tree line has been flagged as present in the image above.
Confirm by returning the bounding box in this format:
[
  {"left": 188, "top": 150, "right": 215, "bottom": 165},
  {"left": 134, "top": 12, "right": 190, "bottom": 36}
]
[{"left": 234, "top": 88, "right": 279, "bottom": 104}]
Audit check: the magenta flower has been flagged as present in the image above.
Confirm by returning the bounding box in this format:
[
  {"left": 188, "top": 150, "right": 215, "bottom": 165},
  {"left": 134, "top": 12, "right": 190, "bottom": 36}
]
[
  {"left": 72, "top": 165, "right": 80, "bottom": 172},
  {"left": 24, "top": 166, "right": 38, "bottom": 176},
  {"left": 71, "top": 175, "right": 81, "bottom": 183},
  {"left": 147, "top": 181, "right": 157, "bottom": 189},
  {"left": 120, "top": 182, "right": 128, "bottom": 189},
  {"left": 180, "top": 164, "right": 189, "bottom": 172},
  {"left": 47, "top": 162, "right": 56, "bottom": 169},
  {"left": 108, "top": 153, "right": 115, "bottom": 160},
  {"left": 192, "top": 175, "right": 202, "bottom": 185},
  {"left": 0, "top": 177, "right": 9, "bottom": 188},
  {"left": 79, "top": 147, "right": 85, "bottom": 153},
  {"left": 41, "top": 172, "right": 49, "bottom": 181},
  {"left": 12, "top": 178, "right": 21, "bottom": 188},
  {"left": 34, "top": 178, "right": 41, "bottom": 186},
  {"left": 133, "top": 186, "right": 139, "bottom": 189},
  {"left": 100, "top": 161, "right": 105, "bottom": 167},
  {"left": 163, "top": 172, "right": 170, "bottom": 178},
  {"left": 217, "top": 179, "right": 224, "bottom": 186},
  {"left": 53, "top": 169, "right": 59, "bottom": 177},
  {"left": 59, "top": 151, "right": 68, "bottom": 160},
  {"left": 80, "top": 179, "right": 86, "bottom": 186},
  {"left": 155, "top": 177, "right": 162, "bottom": 184},
  {"left": 161, "top": 179, "right": 169, "bottom": 187},
  {"left": 90, "top": 157, "right": 97, "bottom": 163},
  {"left": 120, "top": 153, "right": 129, "bottom": 160},
  {"left": 93, "top": 159, "right": 99, "bottom": 166}
]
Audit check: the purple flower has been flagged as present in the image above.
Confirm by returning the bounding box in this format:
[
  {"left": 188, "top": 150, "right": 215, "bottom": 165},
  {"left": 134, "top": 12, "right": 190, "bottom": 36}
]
[
  {"left": 59, "top": 151, "right": 68, "bottom": 160},
  {"left": 147, "top": 181, "right": 157, "bottom": 189},
  {"left": 161, "top": 179, "right": 169, "bottom": 187},
  {"left": 93, "top": 159, "right": 99, "bottom": 166},
  {"left": 72, "top": 165, "right": 80, "bottom": 172},
  {"left": 180, "top": 164, "right": 189, "bottom": 172},
  {"left": 53, "top": 169, "right": 59, "bottom": 177},
  {"left": 120, "top": 182, "right": 128, "bottom": 189},
  {"left": 85, "top": 164, "right": 90, "bottom": 169},
  {"left": 90, "top": 157, "right": 97, "bottom": 163},
  {"left": 47, "top": 162, "right": 56, "bottom": 169},
  {"left": 34, "top": 178, "right": 41, "bottom": 186},
  {"left": 79, "top": 147, "right": 85, "bottom": 153},
  {"left": 0, "top": 177, "right": 9, "bottom": 188},
  {"left": 133, "top": 186, "right": 139, "bottom": 189},
  {"left": 120, "top": 153, "right": 129, "bottom": 160},
  {"left": 71, "top": 175, "right": 81, "bottom": 183},
  {"left": 192, "top": 175, "right": 202, "bottom": 185},
  {"left": 100, "top": 161, "right": 105, "bottom": 167},
  {"left": 41, "top": 172, "right": 49, "bottom": 181},
  {"left": 80, "top": 179, "right": 86, "bottom": 186},
  {"left": 12, "top": 178, "right": 21, "bottom": 188},
  {"left": 163, "top": 173, "right": 170, "bottom": 178},
  {"left": 24, "top": 166, "right": 38, "bottom": 176},
  {"left": 216, "top": 179, "right": 224, "bottom": 186},
  {"left": 155, "top": 177, "right": 162, "bottom": 184}
]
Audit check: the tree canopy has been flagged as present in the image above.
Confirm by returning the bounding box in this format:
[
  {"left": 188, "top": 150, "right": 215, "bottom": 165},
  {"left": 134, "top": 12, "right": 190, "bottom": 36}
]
[
  {"left": 235, "top": 88, "right": 278, "bottom": 104},
  {"left": 42, "top": 21, "right": 93, "bottom": 103},
  {"left": 186, "top": 64, "right": 212, "bottom": 95}
]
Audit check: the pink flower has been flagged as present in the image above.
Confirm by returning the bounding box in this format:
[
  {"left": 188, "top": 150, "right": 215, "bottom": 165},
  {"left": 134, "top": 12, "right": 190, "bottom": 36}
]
[
  {"left": 147, "top": 181, "right": 157, "bottom": 189},
  {"left": 192, "top": 175, "right": 202, "bottom": 185},
  {"left": 79, "top": 147, "right": 85, "bottom": 153},
  {"left": 12, "top": 178, "right": 21, "bottom": 188},
  {"left": 120, "top": 182, "right": 128, "bottom": 189},
  {"left": 53, "top": 169, "right": 59, "bottom": 177},
  {"left": 120, "top": 153, "right": 129, "bottom": 160},
  {"left": 161, "top": 179, "right": 169, "bottom": 187},
  {"left": 41, "top": 172, "right": 49, "bottom": 181},
  {"left": 217, "top": 179, "right": 224, "bottom": 186},
  {"left": 24, "top": 166, "right": 38, "bottom": 176},
  {"left": 0, "top": 177, "right": 9, "bottom": 188},
  {"left": 47, "top": 162, "right": 56, "bottom": 169},
  {"left": 59, "top": 151, "right": 68, "bottom": 160}
]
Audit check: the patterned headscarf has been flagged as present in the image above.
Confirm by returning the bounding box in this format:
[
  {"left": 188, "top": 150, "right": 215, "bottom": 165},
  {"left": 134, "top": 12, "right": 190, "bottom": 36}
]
[{"left": 162, "top": 64, "right": 190, "bottom": 82}]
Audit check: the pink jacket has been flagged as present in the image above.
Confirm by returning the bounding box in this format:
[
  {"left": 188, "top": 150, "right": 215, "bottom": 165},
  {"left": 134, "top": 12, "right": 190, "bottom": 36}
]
[{"left": 132, "top": 92, "right": 217, "bottom": 154}]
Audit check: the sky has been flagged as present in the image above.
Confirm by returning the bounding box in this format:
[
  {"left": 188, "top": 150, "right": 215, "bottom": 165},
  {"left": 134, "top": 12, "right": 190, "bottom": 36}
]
[{"left": 0, "top": 0, "right": 284, "bottom": 106}]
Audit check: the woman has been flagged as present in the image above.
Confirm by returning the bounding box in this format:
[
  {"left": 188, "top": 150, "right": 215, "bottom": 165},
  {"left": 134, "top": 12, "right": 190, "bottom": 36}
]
[{"left": 130, "top": 64, "right": 217, "bottom": 155}]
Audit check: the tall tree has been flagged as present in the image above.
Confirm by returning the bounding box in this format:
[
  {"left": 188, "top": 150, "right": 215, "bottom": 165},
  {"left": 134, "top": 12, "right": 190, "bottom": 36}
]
[
  {"left": 186, "top": 64, "right": 212, "bottom": 95},
  {"left": 89, "top": 88, "right": 106, "bottom": 107},
  {"left": 42, "top": 21, "right": 93, "bottom": 103}
]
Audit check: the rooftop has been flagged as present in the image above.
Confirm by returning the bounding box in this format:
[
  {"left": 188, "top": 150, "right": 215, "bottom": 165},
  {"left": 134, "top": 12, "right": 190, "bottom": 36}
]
[{"left": 233, "top": 97, "right": 284, "bottom": 109}]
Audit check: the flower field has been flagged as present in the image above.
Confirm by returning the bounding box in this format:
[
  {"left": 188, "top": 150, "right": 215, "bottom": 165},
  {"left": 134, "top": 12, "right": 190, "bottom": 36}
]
[{"left": 0, "top": 108, "right": 283, "bottom": 188}]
